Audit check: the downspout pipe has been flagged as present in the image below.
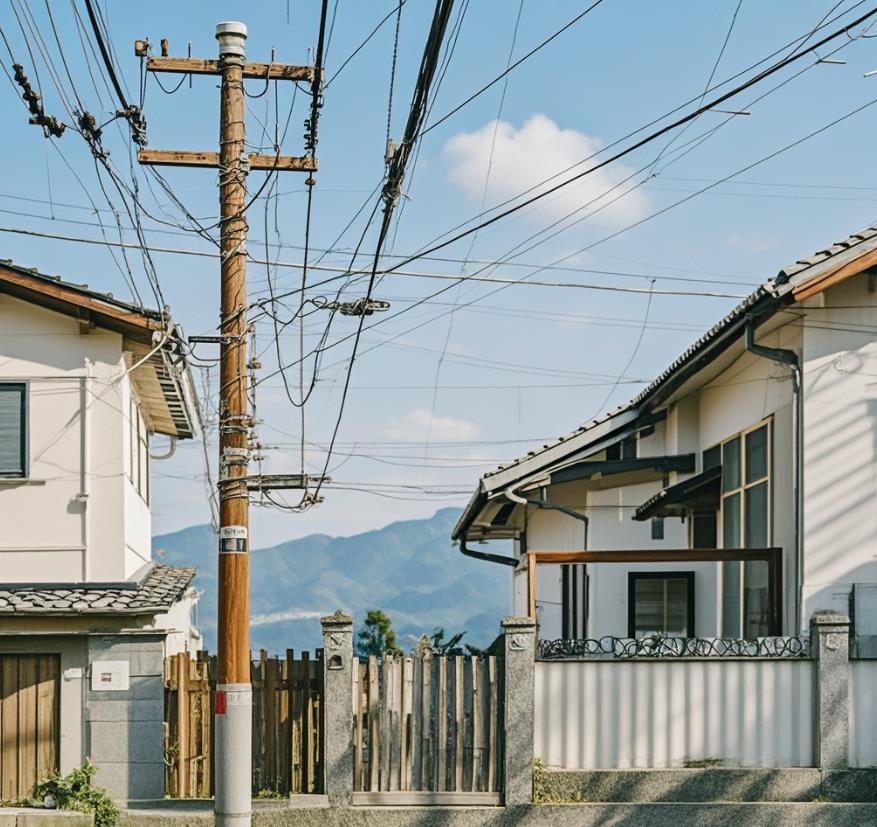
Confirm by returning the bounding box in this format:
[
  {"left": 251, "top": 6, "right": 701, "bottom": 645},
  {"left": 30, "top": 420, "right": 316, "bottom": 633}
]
[
  {"left": 457, "top": 482, "right": 592, "bottom": 568},
  {"left": 744, "top": 316, "right": 803, "bottom": 634},
  {"left": 458, "top": 537, "right": 519, "bottom": 567},
  {"left": 505, "top": 484, "right": 591, "bottom": 536}
]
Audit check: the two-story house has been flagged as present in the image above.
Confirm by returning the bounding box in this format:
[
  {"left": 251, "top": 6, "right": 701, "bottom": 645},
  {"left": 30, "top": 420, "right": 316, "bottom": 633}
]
[
  {"left": 453, "top": 224, "right": 877, "bottom": 647},
  {"left": 0, "top": 260, "right": 201, "bottom": 802}
]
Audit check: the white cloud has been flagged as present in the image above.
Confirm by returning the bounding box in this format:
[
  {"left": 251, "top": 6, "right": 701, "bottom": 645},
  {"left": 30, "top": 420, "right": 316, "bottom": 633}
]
[
  {"left": 382, "top": 408, "right": 479, "bottom": 443},
  {"left": 251, "top": 609, "right": 325, "bottom": 627},
  {"left": 442, "top": 114, "right": 650, "bottom": 229}
]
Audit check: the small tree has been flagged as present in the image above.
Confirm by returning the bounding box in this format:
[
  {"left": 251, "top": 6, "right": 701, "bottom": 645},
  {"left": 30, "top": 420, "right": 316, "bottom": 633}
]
[
  {"left": 356, "top": 609, "right": 402, "bottom": 657},
  {"left": 416, "top": 627, "right": 485, "bottom": 657}
]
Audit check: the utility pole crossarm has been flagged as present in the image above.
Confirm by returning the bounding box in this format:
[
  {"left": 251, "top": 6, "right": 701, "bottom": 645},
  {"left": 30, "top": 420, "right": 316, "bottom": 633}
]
[
  {"left": 146, "top": 55, "right": 321, "bottom": 82},
  {"left": 137, "top": 148, "right": 317, "bottom": 172},
  {"left": 246, "top": 474, "right": 332, "bottom": 491}
]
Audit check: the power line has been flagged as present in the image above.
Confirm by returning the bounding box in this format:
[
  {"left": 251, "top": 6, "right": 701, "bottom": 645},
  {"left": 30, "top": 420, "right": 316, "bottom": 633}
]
[
  {"left": 421, "top": 0, "right": 606, "bottom": 136},
  {"left": 396, "top": 0, "right": 873, "bottom": 264},
  {"left": 308, "top": 0, "right": 457, "bottom": 507},
  {"left": 380, "top": 4, "right": 877, "bottom": 277}
]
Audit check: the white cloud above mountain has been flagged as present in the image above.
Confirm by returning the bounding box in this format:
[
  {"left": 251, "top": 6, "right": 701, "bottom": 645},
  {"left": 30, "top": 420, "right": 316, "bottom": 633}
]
[{"left": 442, "top": 114, "right": 650, "bottom": 230}]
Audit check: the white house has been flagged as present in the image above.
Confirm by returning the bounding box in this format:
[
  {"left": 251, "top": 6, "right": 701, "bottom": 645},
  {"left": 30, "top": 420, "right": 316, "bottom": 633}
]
[
  {"left": 0, "top": 260, "right": 201, "bottom": 801},
  {"left": 453, "top": 224, "right": 877, "bottom": 645}
]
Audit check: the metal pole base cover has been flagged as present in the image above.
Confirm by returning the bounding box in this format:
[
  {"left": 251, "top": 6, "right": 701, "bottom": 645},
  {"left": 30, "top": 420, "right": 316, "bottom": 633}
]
[{"left": 214, "top": 682, "right": 252, "bottom": 827}]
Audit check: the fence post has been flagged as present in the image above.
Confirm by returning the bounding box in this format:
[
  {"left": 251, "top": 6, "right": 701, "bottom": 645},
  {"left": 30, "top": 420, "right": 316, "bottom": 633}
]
[
  {"left": 321, "top": 611, "right": 354, "bottom": 806},
  {"left": 810, "top": 610, "right": 851, "bottom": 770},
  {"left": 501, "top": 616, "right": 536, "bottom": 806}
]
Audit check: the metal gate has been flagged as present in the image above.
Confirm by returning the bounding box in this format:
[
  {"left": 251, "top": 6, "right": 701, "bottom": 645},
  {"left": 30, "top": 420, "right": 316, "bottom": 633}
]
[{"left": 0, "top": 654, "right": 61, "bottom": 800}]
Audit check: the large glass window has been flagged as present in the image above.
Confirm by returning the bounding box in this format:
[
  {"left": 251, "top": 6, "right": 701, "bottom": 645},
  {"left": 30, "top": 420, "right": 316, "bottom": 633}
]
[
  {"left": 628, "top": 572, "right": 695, "bottom": 638},
  {"left": 0, "top": 383, "right": 26, "bottom": 478},
  {"left": 720, "top": 421, "right": 771, "bottom": 637}
]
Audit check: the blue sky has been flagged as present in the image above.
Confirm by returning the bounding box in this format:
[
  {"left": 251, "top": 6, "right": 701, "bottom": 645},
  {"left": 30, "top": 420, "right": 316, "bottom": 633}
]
[{"left": 2, "top": 1, "right": 877, "bottom": 545}]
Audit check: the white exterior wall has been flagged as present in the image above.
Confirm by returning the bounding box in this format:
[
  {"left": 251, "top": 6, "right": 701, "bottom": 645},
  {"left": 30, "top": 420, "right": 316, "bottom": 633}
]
[
  {"left": 0, "top": 294, "right": 151, "bottom": 583},
  {"left": 155, "top": 589, "right": 203, "bottom": 656},
  {"left": 517, "top": 325, "right": 801, "bottom": 638},
  {"left": 535, "top": 659, "right": 814, "bottom": 769},
  {"left": 585, "top": 482, "right": 709, "bottom": 639},
  {"left": 801, "top": 277, "right": 877, "bottom": 625}
]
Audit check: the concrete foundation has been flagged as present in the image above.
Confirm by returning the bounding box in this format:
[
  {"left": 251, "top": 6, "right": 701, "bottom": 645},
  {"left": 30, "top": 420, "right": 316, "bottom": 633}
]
[{"left": 118, "top": 800, "right": 877, "bottom": 827}]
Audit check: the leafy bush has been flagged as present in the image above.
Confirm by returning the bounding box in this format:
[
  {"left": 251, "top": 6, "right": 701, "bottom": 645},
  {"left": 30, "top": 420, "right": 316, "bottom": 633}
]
[{"left": 35, "top": 760, "right": 118, "bottom": 827}]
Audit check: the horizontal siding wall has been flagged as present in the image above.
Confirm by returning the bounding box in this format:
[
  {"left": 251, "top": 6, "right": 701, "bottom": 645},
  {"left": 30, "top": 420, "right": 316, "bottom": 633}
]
[
  {"left": 535, "top": 660, "right": 814, "bottom": 769},
  {"left": 850, "top": 660, "right": 877, "bottom": 768}
]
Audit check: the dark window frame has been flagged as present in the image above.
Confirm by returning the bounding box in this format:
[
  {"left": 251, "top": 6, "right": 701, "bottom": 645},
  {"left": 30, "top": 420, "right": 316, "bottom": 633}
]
[
  {"left": 0, "top": 382, "right": 27, "bottom": 478},
  {"left": 627, "top": 571, "right": 695, "bottom": 638}
]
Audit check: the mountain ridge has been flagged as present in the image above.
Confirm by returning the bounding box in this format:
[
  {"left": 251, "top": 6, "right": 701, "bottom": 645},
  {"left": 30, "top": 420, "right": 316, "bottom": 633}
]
[{"left": 152, "top": 508, "right": 511, "bottom": 653}]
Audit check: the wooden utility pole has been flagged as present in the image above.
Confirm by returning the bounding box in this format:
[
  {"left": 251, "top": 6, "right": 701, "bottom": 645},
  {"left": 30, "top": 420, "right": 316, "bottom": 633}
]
[{"left": 138, "top": 23, "right": 318, "bottom": 827}]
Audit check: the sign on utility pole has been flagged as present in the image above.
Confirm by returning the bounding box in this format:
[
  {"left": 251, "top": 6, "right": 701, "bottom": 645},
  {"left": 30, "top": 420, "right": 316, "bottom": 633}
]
[{"left": 138, "top": 23, "right": 318, "bottom": 827}]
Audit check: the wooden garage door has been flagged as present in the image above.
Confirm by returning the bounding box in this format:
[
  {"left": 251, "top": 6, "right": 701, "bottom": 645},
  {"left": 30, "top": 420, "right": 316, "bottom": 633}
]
[{"left": 0, "top": 655, "right": 60, "bottom": 800}]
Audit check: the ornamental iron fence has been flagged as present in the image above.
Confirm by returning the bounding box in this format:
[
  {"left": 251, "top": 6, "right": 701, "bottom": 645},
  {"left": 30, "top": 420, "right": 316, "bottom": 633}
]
[{"left": 537, "top": 635, "right": 809, "bottom": 660}]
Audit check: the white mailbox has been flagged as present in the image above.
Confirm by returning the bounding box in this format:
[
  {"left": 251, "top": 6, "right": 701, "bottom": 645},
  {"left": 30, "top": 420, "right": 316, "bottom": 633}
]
[{"left": 90, "top": 660, "right": 130, "bottom": 691}]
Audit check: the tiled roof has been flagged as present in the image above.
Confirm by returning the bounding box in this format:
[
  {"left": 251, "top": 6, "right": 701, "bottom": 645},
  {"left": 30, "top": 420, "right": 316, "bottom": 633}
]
[
  {"left": 0, "top": 564, "right": 196, "bottom": 615},
  {"left": 455, "top": 223, "right": 877, "bottom": 541},
  {"left": 0, "top": 258, "right": 162, "bottom": 319}
]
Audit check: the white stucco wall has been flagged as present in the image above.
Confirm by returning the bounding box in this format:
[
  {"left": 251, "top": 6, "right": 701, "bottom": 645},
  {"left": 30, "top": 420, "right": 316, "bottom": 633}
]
[
  {"left": 0, "top": 294, "right": 151, "bottom": 583},
  {"left": 517, "top": 322, "right": 801, "bottom": 638},
  {"left": 801, "top": 276, "right": 877, "bottom": 624}
]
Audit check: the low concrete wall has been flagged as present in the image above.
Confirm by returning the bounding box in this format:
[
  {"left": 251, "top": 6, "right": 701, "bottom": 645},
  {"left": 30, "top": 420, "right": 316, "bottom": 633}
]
[
  {"left": 118, "top": 801, "right": 877, "bottom": 827},
  {"left": 535, "top": 767, "right": 877, "bottom": 803},
  {"left": 0, "top": 810, "right": 91, "bottom": 826}
]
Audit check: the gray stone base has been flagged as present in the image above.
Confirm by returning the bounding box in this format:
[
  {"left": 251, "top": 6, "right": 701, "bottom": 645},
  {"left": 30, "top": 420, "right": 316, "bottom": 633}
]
[
  {"left": 0, "top": 810, "right": 92, "bottom": 826},
  {"left": 538, "top": 768, "right": 877, "bottom": 803},
  {"left": 119, "top": 801, "right": 877, "bottom": 827}
]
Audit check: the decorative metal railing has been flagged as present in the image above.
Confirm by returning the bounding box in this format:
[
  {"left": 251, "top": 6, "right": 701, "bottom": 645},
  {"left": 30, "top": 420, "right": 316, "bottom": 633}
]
[{"left": 537, "top": 635, "right": 810, "bottom": 660}]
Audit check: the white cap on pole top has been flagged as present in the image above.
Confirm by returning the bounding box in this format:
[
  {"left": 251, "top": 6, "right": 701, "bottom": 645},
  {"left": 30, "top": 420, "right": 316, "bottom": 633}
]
[{"left": 215, "top": 21, "right": 247, "bottom": 58}]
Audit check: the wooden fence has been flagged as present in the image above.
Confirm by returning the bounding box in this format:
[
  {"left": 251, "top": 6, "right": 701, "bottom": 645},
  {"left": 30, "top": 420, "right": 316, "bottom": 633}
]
[
  {"left": 352, "top": 654, "right": 503, "bottom": 804},
  {"left": 0, "top": 654, "right": 60, "bottom": 801},
  {"left": 164, "top": 649, "right": 323, "bottom": 798}
]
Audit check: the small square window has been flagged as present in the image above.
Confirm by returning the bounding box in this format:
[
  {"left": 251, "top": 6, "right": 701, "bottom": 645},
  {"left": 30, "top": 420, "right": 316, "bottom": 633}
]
[
  {"left": 628, "top": 572, "right": 695, "bottom": 638},
  {"left": 651, "top": 517, "right": 664, "bottom": 540}
]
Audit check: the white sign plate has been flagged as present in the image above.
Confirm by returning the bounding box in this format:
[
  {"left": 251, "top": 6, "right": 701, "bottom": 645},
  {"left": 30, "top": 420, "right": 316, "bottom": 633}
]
[{"left": 90, "top": 660, "right": 130, "bottom": 691}]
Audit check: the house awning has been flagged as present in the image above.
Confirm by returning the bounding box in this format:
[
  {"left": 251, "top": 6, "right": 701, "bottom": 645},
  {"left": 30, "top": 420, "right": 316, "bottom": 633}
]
[{"left": 633, "top": 466, "right": 721, "bottom": 521}]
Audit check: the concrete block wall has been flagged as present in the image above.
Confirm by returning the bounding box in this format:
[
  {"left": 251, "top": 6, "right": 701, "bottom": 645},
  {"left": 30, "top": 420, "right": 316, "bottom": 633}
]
[{"left": 85, "top": 634, "right": 166, "bottom": 802}]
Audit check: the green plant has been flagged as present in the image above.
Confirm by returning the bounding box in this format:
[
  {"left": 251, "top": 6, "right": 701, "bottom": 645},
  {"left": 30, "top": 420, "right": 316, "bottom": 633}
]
[
  {"left": 357, "top": 610, "right": 402, "bottom": 657},
  {"left": 35, "top": 760, "right": 118, "bottom": 827},
  {"left": 532, "top": 757, "right": 549, "bottom": 803},
  {"left": 255, "top": 788, "right": 284, "bottom": 799},
  {"left": 684, "top": 757, "right": 725, "bottom": 768}
]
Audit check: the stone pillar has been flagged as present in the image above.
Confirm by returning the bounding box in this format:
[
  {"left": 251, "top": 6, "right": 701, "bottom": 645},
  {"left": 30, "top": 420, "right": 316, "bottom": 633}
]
[
  {"left": 321, "top": 611, "right": 354, "bottom": 806},
  {"left": 502, "top": 616, "right": 536, "bottom": 806},
  {"left": 810, "top": 610, "right": 851, "bottom": 770}
]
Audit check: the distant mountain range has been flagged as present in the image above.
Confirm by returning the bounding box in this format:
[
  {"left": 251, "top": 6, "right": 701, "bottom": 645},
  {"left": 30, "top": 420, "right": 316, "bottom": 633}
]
[{"left": 152, "top": 508, "right": 512, "bottom": 654}]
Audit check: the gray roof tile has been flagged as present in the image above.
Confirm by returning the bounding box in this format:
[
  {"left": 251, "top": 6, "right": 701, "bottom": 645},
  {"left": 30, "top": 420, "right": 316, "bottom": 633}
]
[{"left": 0, "top": 564, "right": 196, "bottom": 615}]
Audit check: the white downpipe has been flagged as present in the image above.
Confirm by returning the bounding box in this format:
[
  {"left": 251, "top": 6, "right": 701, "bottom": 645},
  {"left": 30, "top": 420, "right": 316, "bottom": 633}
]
[
  {"left": 80, "top": 361, "right": 91, "bottom": 582},
  {"left": 149, "top": 435, "right": 177, "bottom": 460}
]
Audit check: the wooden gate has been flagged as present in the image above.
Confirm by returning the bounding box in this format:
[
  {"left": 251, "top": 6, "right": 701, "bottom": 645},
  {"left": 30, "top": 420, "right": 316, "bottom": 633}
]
[
  {"left": 0, "top": 654, "right": 60, "bottom": 801},
  {"left": 164, "top": 649, "right": 323, "bottom": 798},
  {"left": 353, "top": 654, "right": 503, "bottom": 805}
]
